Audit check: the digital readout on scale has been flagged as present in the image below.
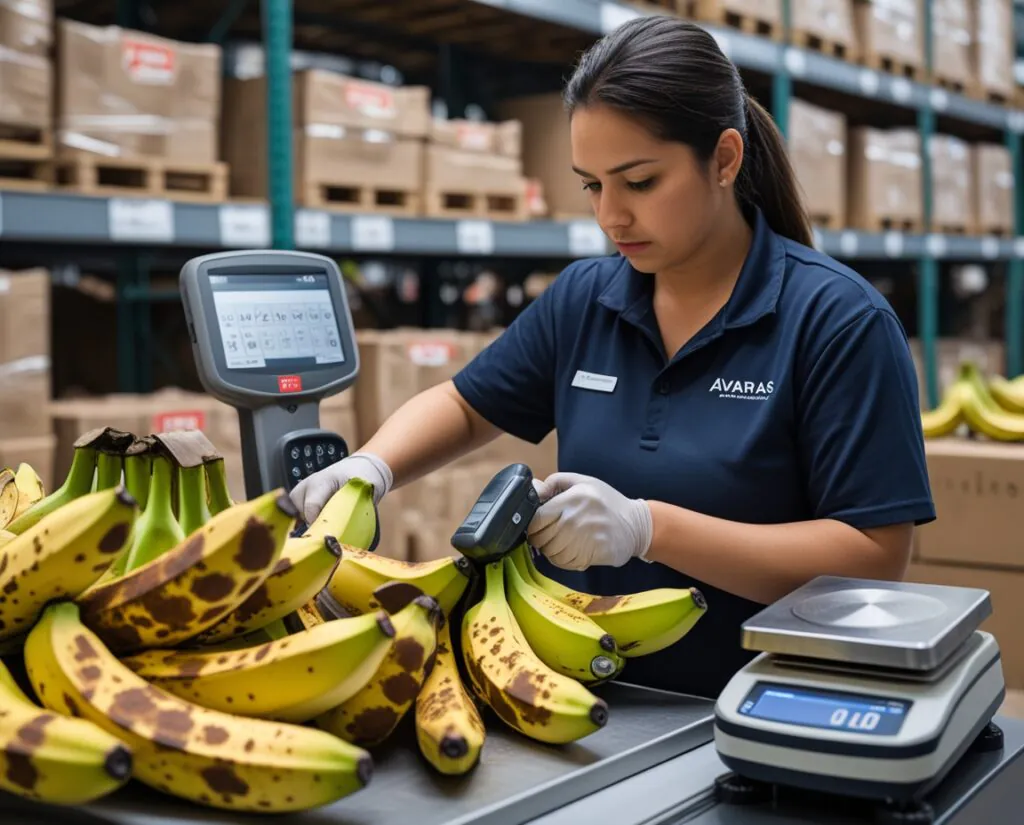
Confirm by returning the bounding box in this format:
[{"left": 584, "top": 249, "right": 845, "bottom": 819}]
[
  {"left": 738, "top": 683, "right": 911, "bottom": 736},
  {"left": 209, "top": 275, "right": 345, "bottom": 371}
]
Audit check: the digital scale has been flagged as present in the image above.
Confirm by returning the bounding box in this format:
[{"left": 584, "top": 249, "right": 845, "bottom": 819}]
[
  {"left": 714, "top": 575, "right": 1006, "bottom": 822},
  {"left": 179, "top": 250, "right": 360, "bottom": 501}
]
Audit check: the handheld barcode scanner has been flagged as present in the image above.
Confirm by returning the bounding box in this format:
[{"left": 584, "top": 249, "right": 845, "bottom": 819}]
[
  {"left": 450, "top": 463, "right": 540, "bottom": 564},
  {"left": 179, "top": 250, "right": 361, "bottom": 517}
]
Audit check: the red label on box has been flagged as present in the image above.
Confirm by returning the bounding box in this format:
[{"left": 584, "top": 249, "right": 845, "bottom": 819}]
[
  {"left": 122, "top": 40, "right": 176, "bottom": 84},
  {"left": 344, "top": 82, "right": 396, "bottom": 119},
  {"left": 407, "top": 342, "right": 457, "bottom": 367},
  {"left": 152, "top": 410, "right": 205, "bottom": 433},
  {"left": 278, "top": 375, "right": 303, "bottom": 393}
]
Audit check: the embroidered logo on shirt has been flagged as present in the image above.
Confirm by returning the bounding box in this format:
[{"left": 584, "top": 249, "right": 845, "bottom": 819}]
[{"left": 709, "top": 378, "right": 774, "bottom": 400}]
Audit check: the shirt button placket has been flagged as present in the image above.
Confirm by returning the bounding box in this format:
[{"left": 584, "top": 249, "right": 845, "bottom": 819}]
[{"left": 641, "top": 376, "right": 670, "bottom": 450}]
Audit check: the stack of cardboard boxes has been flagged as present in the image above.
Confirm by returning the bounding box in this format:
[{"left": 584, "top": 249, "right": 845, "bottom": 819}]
[
  {"left": 847, "top": 126, "right": 923, "bottom": 231},
  {"left": 0, "top": 0, "right": 51, "bottom": 144},
  {"left": 929, "top": 134, "right": 973, "bottom": 233},
  {"left": 931, "top": 0, "right": 974, "bottom": 92},
  {"left": 854, "top": 0, "right": 925, "bottom": 75},
  {"left": 787, "top": 99, "right": 848, "bottom": 228},
  {"left": 975, "top": 0, "right": 1015, "bottom": 101},
  {"left": 789, "top": 0, "right": 858, "bottom": 57},
  {"left": 0, "top": 269, "right": 55, "bottom": 487}
]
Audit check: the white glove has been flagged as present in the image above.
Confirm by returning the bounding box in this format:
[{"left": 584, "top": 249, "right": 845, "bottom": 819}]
[
  {"left": 290, "top": 452, "right": 393, "bottom": 524},
  {"left": 526, "top": 472, "right": 653, "bottom": 571}
]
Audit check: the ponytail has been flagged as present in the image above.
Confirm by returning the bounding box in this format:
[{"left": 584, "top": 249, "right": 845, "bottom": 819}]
[
  {"left": 737, "top": 94, "right": 813, "bottom": 248},
  {"left": 564, "top": 15, "right": 814, "bottom": 249}
]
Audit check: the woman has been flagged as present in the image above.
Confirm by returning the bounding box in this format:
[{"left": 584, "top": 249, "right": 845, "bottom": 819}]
[{"left": 291, "top": 16, "right": 935, "bottom": 699}]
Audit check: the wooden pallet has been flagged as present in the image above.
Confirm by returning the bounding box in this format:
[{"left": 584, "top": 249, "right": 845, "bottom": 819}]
[
  {"left": 790, "top": 29, "right": 857, "bottom": 62},
  {"left": 808, "top": 213, "right": 844, "bottom": 231},
  {"left": 860, "top": 52, "right": 925, "bottom": 82},
  {"left": 681, "top": 0, "right": 783, "bottom": 41},
  {"left": 0, "top": 125, "right": 53, "bottom": 192},
  {"left": 858, "top": 216, "right": 922, "bottom": 233},
  {"left": 972, "top": 225, "right": 1013, "bottom": 238},
  {"left": 302, "top": 181, "right": 420, "bottom": 215},
  {"left": 424, "top": 189, "right": 528, "bottom": 222},
  {"left": 932, "top": 74, "right": 976, "bottom": 98},
  {"left": 54, "top": 152, "right": 228, "bottom": 202},
  {"left": 933, "top": 223, "right": 970, "bottom": 236}
]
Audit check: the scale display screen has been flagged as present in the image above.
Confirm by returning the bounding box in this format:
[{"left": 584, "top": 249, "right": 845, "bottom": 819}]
[
  {"left": 739, "top": 682, "right": 911, "bottom": 736},
  {"left": 209, "top": 273, "right": 345, "bottom": 372}
]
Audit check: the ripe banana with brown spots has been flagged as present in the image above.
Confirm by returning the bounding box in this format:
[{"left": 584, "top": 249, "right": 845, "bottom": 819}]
[
  {"left": 415, "top": 615, "right": 485, "bottom": 776},
  {"left": 461, "top": 560, "right": 609, "bottom": 745},
  {"left": 190, "top": 535, "right": 343, "bottom": 645},
  {"left": 119, "top": 608, "right": 397, "bottom": 723},
  {"left": 0, "top": 486, "right": 138, "bottom": 643},
  {"left": 0, "top": 657, "right": 132, "bottom": 805},
  {"left": 76, "top": 488, "right": 297, "bottom": 654},
  {"left": 316, "top": 584, "right": 441, "bottom": 748},
  {"left": 24, "top": 601, "right": 374, "bottom": 813}
]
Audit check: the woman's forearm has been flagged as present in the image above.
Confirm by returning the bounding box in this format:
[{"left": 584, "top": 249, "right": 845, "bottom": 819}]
[
  {"left": 644, "top": 501, "right": 914, "bottom": 605},
  {"left": 359, "top": 381, "right": 502, "bottom": 490}
]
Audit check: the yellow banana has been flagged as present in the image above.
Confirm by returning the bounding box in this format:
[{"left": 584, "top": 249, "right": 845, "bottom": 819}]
[
  {"left": 120, "top": 608, "right": 396, "bottom": 723},
  {"left": 0, "top": 529, "right": 14, "bottom": 548},
  {"left": 957, "top": 364, "right": 1024, "bottom": 442},
  {"left": 462, "top": 560, "right": 609, "bottom": 745},
  {"left": 415, "top": 616, "right": 485, "bottom": 776},
  {"left": 920, "top": 386, "right": 964, "bottom": 438},
  {"left": 0, "top": 468, "right": 17, "bottom": 529},
  {"left": 304, "top": 478, "right": 379, "bottom": 548},
  {"left": 316, "top": 587, "right": 441, "bottom": 748},
  {"left": 77, "top": 489, "right": 296, "bottom": 653},
  {"left": 24, "top": 601, "right": 374, "bottom": 813},
  {"left": 520, "top": 548, "right": 707, "bottom": 657},
  {"left": 326, "top": 549, "right": 471, "bottom": 617},
  {"left": 0, "top": 487, "right": 138, "bottom": 642},
  {"left": 505, "top": 547, "right": 623, "bottom": 682},
  {"left": 0, "top": 657, "right": 132, "bottom": 805},
  {"left": 11, "top": 462, "right": 46, "bottom": 520},
  {"left": 191, "top": 535, "right": 343, "bottom": 644},
  {"left": 989, "top": 374, "right": 1024, "bottom": 414}
]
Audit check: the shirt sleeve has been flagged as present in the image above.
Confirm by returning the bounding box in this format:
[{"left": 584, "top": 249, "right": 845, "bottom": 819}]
[
  {"left": 451, "top": 266, "right": 566, "bottom": 444},
  {"left": 797, "top": 307, "right": 936, "bottom": 529}
]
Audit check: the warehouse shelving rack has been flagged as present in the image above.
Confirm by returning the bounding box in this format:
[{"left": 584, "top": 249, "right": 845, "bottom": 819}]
[{"left": 18, "top": 0, "right": 1024, "bottom": 403}]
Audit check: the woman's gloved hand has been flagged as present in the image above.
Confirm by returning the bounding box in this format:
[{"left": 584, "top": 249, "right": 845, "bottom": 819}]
[
  {"left": 526, "top": 472, "right": 653, "bottom": 571},
  {"left": 289, "top": 452, "right": 393, "bottom": 525}
]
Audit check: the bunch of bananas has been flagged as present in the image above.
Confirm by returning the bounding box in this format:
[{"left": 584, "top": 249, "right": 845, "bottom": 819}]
[
  {"left": 0, "top": 424, "right": 708, "bottom": 814},
  {"left": 921, "top": 362, "right": 1024, "bottom": 442}
]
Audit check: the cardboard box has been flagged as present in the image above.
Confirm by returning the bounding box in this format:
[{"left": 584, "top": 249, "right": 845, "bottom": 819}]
[
  {"left": 788, "top": 99, "right": 847, "bottom": 226},
  {"left": 0, "top": 0, "right": 51, "bottom": 56},
  {"left": 430, "top": 119, "right": 522, "bottom": 158},
  {"left": 929, "top": 134, "right": 974, "bottom": 231},
  {"left": 931, "top": 0, "right": 974, "bottom": 88},
  {"left": 854, "top": 0, "right": 924, "bottom": 70},
  {"left": 847, "top": 127, "right": 922, "bottom": 230},
  {"left": 56, "top": 19, "right": 222, "bottom": 163},
  {"left": 973, "top": 143, "right": 1014, "bottom": 235},
  {"left": 296, "top": 133, "right": 422, "bottom": 197},
  {"left": 916, "top": 440, "right": 1024, "bottom": 569},
  {"left": 0, "top": 434, "right": 56, "bottom": 490},
  {"left": 424, "top": 145, "right": 524, "bottom": 197},
  {"left": 0, "top": 268, "right": 49, "bottom": 366},
  {"left": 693, "top": 0, "right": 781, "bottom": 24},
  {"left": 0, "top": 47, "right": 50, "bottom": 131},
  {"left": 789, "top": 0, "right": 858, "bottom": 52},
  {"left": 909, "top": 338, "right": 1004, "bottom": 407},
  {"left": 907, "top": 562, "right": 1024, "bottom": 688},
  {"left": 976, "top": 0, "right": 1014, "bottom": 99}
]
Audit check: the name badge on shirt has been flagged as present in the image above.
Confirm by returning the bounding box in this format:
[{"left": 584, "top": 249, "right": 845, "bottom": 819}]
[{"left": 572, "top": 370, "right": 618, "bottom": 393}]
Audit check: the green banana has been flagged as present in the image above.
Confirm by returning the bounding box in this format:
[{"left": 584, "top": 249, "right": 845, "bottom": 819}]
[
  {"left": 204, "top": 456, "right": 235, "bottom": 514},
  {"left": 123, "top": 439, "right": 153, "bottom": 510},
  {"left": 304, "top": 478, "right": 378, "bottom": 547},
  {"left": 505, "top": 548, "right": 623, "bottom": 683},
  {"left": 316, "top": 589, "right": 441, "bottom": 748},
  {"left": 0, "top": 658, "right": 133, "bottom": 805},
  {"left": 461, "top": 560, "right": 609, "bottom": 745},
  {"left": 0, "top": 487, "right": 138, "bottom": 642},
  {"left": 178, "top": 463, "right": 212, "bottom": 536},
  {"left": 191, "top": 535, "right": 343, "bottom": 644},
  {"left": 6, "top": 429, "right": 102, "bottom": 535},
  {"left": 77, "top": 489, "right": 297, "bottom": 653},
  {"left": 124, "top": 453, "right": 185, "bottom": 572},
  {"left": 25, "top": 601, "right": 374, "bottom": 813},
  {"left": 120, "top": 608, "right": 397, "bottom": 723},
  {"left": 520, "top": 547, "right": 707, "bottom": 657}
]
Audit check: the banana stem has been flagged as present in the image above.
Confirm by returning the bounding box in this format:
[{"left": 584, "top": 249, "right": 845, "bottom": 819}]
[
  {"left": 484, "top": 560, "right": 504, "bottom": 598},
  {"left": 65, "top": 447, "right": 101, "bottom": 497},
  {"left": 204, "top": 458, "right": 235, "bottom": 514},
  {"left": 94, "top": 453, "right": 123, "bottom": 491},
  {"left": 123, "top": 454, "right": 152, "bottom": 510}
]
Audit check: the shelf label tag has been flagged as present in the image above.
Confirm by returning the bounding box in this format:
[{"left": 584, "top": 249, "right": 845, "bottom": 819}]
[
  {"left": 1007, "top": 111, "right": 1024, "bottom": 133},
  {"left": 926, "top": 234, "right": 947, "bottom": 258},
  {"left": 108, "top": 198, "right": 174, "bottom": 242},
  {"left": 219, "top": 204, "right": 269, "bottom": 248},
  {"left": 883, "top": 231, "right": 904, "bottom": 258},
  {"left": 456, "top": 220, "right": 494, "bottom": 254},
  {"left": 929, "top": 88, "right": 949, "bottom": 111},
  {"left": 1014, "top": 237, "right": 1024, "bottom": 258},
  {"left": 858, "top": 69, "right": 880, "bottom": 97},
  {"left": 839, "top": 231, "right": 858, "bottom": 256},
  {"left": 889, "top": 78, "right": 913, "bottom": 103},
  {"left": 351, "top": 215, "right": 395, "bottom": 251},
  {"left": 981, "top": 237, "right": 1001, "bottom": 259},
  {"left": 568, "top": 220, "right": 607, "bottom": 256},
  {"left": 600, "top": 3, "right": 641, "bottom": 34},
  {"left": 295, "top": 209, "right": 331, "bottom": 248},
  {"left": 783, "top": 48, "right": 806, "bottom": 77}
]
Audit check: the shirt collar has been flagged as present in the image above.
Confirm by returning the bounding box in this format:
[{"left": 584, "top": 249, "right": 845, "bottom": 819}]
[{"left": 597, "top": 207, "right": 786, "bottom": 330}]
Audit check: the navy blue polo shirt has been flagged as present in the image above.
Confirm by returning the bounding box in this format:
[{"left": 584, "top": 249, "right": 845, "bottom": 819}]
[{"left": 452, "top": 209, "right": 935, "bottom": 699}]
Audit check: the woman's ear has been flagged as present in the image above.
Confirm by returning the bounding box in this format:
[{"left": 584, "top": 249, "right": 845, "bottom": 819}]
[{"left": 713, "top": 128, "right": 745, "bottom": 188}]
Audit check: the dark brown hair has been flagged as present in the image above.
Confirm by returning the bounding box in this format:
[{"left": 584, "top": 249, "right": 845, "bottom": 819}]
[{"left": 564, "top": 15, "right": 813, "bottom": 248}]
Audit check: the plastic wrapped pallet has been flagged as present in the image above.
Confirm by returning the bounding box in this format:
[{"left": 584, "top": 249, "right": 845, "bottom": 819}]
[
  {"left": 931, "top": 0, "right": 974, "bottom": 92},
  {"left": 975, "top": 0, "right": 1014, "bottom": 101},
  {"left": 929, "top": 134, "right": 973, "bottom": 232},
  {"left": 787, "top": 99, "right": 847, "bottom": 228},
  {"left": 0, "top": 0, "right": 51, "bottom": 135},
  {"left": 854, "top": 0, "right": 924, "bottom": 74},
  {"left": 789, "top": 0, "right": 858, "bottom": 58},
  {"left": 972, "top": 143, "right": 1014, "bottom": 236},
  {"left": 847, "top": 127, "right": 922, "bottom": 231},
  {"left": 0, "top": 0, "right": 50, "bottom": 55}
]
